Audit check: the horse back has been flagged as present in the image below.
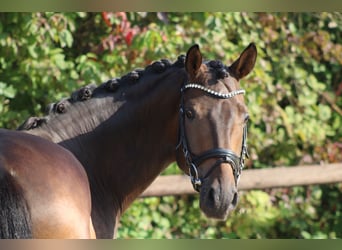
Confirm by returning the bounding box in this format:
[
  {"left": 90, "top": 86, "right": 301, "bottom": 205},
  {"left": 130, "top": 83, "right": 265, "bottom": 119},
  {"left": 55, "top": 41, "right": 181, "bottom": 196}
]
[{"left": 0, "top": 129, "right": 93, "bottom": 238}]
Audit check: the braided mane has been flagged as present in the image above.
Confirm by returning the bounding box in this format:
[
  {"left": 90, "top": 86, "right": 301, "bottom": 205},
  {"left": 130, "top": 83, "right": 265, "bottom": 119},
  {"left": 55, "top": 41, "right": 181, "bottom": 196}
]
[{"left": 18, "top": 54, "right": 229, "bottom": 131}]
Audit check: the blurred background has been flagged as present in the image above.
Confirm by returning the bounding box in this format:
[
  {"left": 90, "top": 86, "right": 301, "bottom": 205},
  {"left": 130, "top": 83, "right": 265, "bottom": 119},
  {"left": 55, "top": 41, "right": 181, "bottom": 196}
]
[{"left": 0, "top": 12, "right": 341, "bottom": 238}]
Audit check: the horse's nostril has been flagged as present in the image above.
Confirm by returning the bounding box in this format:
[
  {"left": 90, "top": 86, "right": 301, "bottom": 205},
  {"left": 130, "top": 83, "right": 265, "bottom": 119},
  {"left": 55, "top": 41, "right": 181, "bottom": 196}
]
[
  {"left": 208, "top": 188, "right": 216, "bottom": 204},
  {"left": 232, "top": 191, "right": 238, "bottom": 206}
]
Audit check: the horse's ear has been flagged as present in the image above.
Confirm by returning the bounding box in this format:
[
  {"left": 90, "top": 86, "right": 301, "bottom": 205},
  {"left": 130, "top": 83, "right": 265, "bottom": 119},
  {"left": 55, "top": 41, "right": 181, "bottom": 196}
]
[
  {"left": 229, "top": 43, "right": 257, "bottom": 80},
  {"left": 185, "top": 44, "right": 203, "bottom": 79}
]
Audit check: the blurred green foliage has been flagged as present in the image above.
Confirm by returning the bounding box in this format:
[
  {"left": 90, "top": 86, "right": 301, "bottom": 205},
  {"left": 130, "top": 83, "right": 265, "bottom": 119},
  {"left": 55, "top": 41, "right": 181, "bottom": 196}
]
[{"left": 0, "top": 12, "right": 341, "bottom": 238}]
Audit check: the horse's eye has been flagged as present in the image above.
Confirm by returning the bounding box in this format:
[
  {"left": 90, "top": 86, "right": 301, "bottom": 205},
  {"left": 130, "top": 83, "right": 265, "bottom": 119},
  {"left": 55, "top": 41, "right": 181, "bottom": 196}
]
[{"left": 185, "top": 109, "right": 195, "bottom": 120}]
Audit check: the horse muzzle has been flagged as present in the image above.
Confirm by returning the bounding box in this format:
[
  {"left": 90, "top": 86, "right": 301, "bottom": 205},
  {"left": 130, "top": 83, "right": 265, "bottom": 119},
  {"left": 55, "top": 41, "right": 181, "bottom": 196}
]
[{"left": 199, "top": 162, "right": 239, "bottom": 220}]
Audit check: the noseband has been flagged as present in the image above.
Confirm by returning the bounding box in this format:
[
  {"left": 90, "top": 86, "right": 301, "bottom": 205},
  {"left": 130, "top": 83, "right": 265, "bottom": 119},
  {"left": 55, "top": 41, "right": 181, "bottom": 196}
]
[{"left": 177, "top": 83, "right": 249, "bottom": 192}]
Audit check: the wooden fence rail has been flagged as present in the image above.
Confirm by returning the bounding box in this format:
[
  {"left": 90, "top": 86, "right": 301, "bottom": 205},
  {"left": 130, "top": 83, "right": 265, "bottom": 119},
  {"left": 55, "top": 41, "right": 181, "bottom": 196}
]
[{"left": 141, "top": 163, "right": 342, "bottom": 197}]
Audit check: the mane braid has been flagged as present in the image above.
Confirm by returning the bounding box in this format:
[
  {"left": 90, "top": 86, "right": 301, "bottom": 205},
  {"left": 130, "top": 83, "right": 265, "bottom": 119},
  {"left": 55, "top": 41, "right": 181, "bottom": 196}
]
[
  {"left": 205, "top": 60, "right": 230, "bottom": 79},
  {"left": 18, "top": 55, "right": 185, "bottom": 132}
]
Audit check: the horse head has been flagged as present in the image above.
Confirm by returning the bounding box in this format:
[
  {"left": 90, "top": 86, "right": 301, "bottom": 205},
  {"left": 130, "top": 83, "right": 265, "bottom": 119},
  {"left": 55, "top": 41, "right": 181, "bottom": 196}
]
[{"left": 176, "top": 43, "right": 257, "bottom": 219}]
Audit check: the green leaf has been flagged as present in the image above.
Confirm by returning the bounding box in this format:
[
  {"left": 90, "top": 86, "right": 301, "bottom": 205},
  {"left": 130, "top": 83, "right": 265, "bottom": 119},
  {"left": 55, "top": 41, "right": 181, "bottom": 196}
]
[
  {"left": 0, "top": 82, "right": 16, "bottom": 98},
  {"left": 318, "top": 104, "right": 331, "bottom": 121},
  {"left": 59, "top": 29, "right": 73, "bottom": 48},
  {"left": 27, "top": 44, "right": 38, "bottom": 58}
]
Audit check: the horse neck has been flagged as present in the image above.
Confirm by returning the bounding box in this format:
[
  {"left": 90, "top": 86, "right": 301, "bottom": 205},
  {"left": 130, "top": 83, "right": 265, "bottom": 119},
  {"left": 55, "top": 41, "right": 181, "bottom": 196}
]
[{"left": 28, "top": 67, "right": 186, "bottom": 217}]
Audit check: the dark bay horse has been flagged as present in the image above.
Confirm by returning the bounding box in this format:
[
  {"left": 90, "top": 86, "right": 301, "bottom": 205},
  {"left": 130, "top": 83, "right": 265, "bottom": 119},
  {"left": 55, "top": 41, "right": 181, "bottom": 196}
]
[
  {"left": 0, "top": 129, "right": 94, "bottom": 238},
  {"left": 18, "top": 43, "right": 257, "bottom": 238}
]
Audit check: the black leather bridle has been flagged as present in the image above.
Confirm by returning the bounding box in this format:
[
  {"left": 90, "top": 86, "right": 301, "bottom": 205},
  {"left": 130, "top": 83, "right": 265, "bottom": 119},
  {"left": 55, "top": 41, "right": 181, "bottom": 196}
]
[{"left": 176, "top": 83, "right": 249, "bottom": 192}]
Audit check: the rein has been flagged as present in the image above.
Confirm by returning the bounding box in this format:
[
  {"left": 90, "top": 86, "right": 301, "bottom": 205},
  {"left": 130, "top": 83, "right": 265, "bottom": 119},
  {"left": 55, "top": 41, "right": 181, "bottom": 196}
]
[{"left": 177, "top": 83, "right": 249, "bottom": 192}]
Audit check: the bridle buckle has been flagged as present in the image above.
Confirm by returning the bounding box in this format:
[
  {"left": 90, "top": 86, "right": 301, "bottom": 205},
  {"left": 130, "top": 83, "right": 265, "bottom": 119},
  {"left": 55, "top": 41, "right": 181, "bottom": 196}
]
[{"left": 189, "top": 163, "right": 202, "bottom": 191}]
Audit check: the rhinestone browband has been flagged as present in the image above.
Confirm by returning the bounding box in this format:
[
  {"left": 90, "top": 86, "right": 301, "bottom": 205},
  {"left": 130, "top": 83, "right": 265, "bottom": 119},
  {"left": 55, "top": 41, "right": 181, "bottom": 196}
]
[{"left": 182, "top": 83, "right": 245, "bottom": 99}]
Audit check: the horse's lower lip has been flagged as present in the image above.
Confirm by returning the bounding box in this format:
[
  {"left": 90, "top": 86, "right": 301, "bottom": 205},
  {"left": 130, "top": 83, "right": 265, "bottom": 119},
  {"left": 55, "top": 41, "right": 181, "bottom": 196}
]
[{"left": 200, "top": 205, "right": 230, "bottom": 220}]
